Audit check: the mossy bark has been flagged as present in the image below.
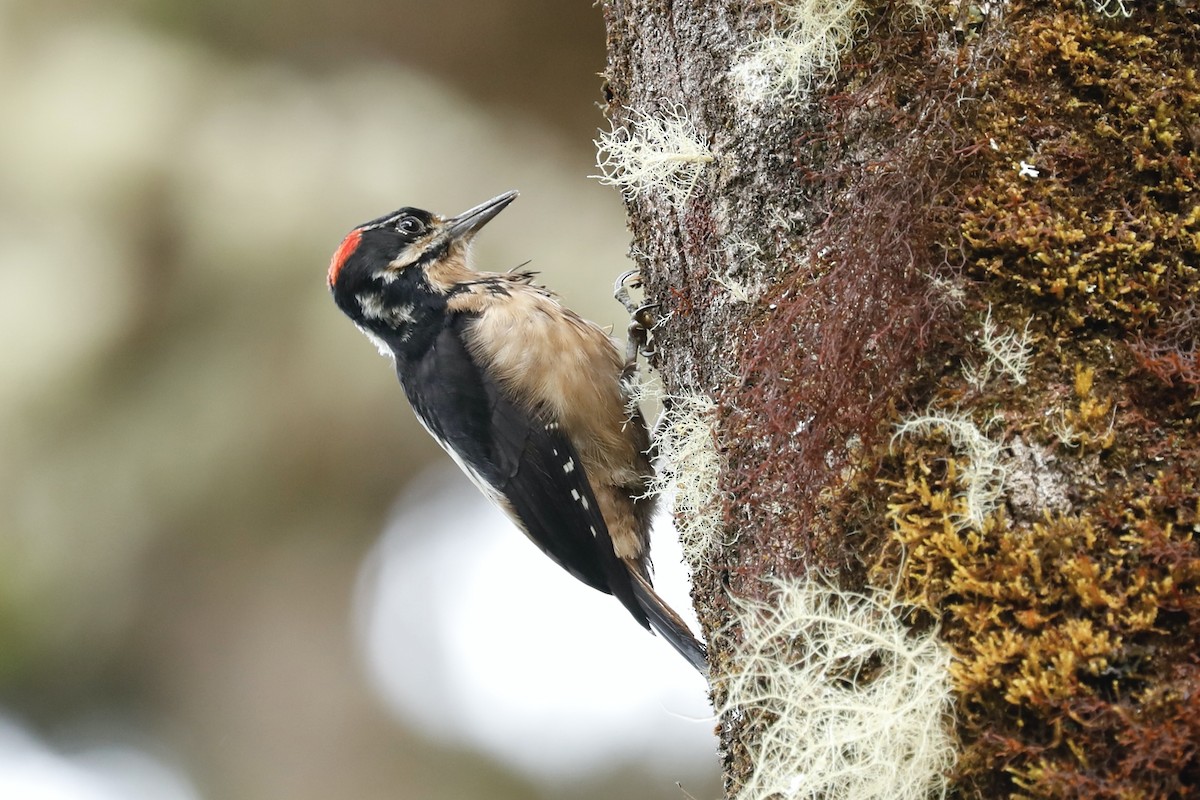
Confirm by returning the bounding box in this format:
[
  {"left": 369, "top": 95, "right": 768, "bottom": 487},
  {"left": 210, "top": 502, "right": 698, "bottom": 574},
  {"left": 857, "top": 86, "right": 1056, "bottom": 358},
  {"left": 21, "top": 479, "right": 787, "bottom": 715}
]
[{"left": 600, "top": 1, "right": 1200, "bottom": 797}]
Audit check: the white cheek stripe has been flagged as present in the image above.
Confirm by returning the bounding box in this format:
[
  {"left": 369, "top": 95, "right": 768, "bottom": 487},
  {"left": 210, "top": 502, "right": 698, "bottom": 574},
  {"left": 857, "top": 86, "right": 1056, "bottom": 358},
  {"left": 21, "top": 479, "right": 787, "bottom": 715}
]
[
  {"left": 373, "top": 241, "right": 429, "bottom": 283},
  {"left": 356, "top": 294, "right": 415, "bottom": 329}
]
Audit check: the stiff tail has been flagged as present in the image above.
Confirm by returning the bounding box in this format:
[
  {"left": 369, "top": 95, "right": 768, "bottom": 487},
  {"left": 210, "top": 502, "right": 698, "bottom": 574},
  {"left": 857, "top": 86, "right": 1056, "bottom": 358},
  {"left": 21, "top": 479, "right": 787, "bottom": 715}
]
[{"left": 629, "top": 571, "right": 708, "bottom": 675}]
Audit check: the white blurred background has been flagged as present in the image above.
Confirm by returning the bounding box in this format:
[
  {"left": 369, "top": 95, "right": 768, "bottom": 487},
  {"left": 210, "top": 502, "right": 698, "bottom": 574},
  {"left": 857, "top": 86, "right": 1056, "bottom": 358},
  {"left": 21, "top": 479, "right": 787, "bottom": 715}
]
[{"left": 0, "top": 0, "right": 719, "bottom": 797}]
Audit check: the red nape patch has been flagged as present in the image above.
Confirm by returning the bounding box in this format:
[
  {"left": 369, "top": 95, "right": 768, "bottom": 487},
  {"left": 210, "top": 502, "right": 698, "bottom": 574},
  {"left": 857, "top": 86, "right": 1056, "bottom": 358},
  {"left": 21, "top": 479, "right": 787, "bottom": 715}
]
[{"left": 327, "top": 229, "right": 362, "bottom": 287}]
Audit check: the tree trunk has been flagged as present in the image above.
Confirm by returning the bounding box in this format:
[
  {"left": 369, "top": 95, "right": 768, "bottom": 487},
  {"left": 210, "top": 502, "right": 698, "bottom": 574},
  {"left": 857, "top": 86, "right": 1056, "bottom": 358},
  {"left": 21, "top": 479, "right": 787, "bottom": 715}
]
[{"left": 599, "top": 1, "right": 1200, "bottom": 797}]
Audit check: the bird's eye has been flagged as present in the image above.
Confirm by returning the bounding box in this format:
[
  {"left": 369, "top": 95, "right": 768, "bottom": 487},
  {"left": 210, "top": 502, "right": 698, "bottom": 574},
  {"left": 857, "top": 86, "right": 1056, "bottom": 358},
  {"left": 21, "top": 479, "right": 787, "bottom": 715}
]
[{"left": 397, "top": 216, "right": 424, "bottom": 235}]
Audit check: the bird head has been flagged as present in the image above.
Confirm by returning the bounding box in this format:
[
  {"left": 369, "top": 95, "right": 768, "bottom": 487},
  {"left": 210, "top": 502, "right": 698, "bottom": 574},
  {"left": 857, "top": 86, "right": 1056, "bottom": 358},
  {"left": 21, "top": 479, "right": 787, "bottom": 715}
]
[{"left": 326, "top": 190, "right": 518, "bottom": 347}]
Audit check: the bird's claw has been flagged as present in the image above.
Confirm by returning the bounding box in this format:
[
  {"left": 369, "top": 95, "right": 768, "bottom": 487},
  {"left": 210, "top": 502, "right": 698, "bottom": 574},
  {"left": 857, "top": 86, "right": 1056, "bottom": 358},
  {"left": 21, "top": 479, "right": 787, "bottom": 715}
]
[
  {"left": 613, "top": 268, "right": 644, "bottom": 316},
  {"left": 615, "top": 270, "right": 660, "bottom": 382}
]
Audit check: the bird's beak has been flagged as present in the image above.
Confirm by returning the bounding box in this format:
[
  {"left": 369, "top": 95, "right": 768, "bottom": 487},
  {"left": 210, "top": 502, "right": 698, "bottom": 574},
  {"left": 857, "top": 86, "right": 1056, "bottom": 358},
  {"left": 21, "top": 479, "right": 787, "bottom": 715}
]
[{"left": 444, "top": 190, "right": 519, "bottom": 242}]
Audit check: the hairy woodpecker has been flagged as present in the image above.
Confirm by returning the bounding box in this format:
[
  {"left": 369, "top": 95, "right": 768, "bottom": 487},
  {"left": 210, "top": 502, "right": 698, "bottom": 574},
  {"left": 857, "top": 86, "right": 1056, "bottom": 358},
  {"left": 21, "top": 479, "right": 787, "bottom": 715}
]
[{"left": 327, "top": 190, "right": 706, "bottom": 673}]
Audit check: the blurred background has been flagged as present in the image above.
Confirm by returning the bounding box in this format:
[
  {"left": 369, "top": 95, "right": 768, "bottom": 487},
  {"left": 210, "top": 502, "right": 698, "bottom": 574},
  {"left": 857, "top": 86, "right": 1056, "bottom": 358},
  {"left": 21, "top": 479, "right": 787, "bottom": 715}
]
[{"left": 0, "top": 0, "right": 719, "bottom": 797}]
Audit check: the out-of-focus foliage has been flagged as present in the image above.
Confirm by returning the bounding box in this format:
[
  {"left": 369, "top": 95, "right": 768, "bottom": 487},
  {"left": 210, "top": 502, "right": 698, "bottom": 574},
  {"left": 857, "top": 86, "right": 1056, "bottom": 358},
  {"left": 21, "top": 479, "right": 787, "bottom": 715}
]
[{"left": 0, "top": 1, "right": 718, "bottom": 798}]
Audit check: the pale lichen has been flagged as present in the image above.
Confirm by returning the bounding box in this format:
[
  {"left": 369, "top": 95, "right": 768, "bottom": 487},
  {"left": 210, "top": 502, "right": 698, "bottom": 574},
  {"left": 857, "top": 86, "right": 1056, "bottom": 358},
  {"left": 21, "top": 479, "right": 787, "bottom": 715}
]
[
  {"left": 962, "top": 305, "right": 1033, "bottom": 389},
  {"left": 719, "top": 577, "right": 955, "bottom": 800},
  {"left": 893, "top": 410, "right": 1007, "bottom": 531},
  {"left": 731, "top": 0, "right": 868, "bottom": 103},
  {"left": 593, "top": 105, "right": 714, "bottom": 206},
  {"left": 627, "top": 379, "right": 725, "bottom": 571}
]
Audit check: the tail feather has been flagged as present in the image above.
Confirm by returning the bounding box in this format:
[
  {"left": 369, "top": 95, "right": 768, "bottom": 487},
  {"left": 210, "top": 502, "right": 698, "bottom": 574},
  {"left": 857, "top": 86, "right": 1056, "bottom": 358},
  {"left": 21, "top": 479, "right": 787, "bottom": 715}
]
[{"left": 629, "top": 571, "right": 708, "bottom": 675}]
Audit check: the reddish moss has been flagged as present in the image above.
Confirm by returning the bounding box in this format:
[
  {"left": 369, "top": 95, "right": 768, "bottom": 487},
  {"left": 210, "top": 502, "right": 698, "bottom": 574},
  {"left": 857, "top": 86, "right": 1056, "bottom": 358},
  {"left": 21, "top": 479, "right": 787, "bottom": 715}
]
[{"left": 718, "top": 7, "right": 973, "bottom": 584}]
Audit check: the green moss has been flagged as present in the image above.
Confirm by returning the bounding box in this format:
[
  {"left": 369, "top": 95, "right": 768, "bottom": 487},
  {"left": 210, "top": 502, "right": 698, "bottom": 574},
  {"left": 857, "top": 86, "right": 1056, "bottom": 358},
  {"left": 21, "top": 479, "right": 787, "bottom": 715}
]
[
  {"left": 959, "top": 7, "right": 1200, "bottom": 333},
  {"left": 867, "top": 3, "right": 1200, "bottom": 796},
  {"left": 877, "top": 436, "right": 1200, "bottom": 798},
  {"left": 694, "top": 0, "right": 1198, "bottom": 793}
]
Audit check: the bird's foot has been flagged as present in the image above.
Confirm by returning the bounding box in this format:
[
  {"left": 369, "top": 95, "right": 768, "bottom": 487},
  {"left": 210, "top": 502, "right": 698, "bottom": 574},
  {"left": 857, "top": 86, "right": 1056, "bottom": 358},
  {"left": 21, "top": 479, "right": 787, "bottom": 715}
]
[{"left": 613, "top": 269, "right": 660, "bottom": 381}]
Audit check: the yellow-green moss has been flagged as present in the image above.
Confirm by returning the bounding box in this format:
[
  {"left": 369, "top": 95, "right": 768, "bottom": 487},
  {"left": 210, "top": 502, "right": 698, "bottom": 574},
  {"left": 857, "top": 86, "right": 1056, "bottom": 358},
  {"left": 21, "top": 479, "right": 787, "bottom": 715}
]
[
  {"left": 867, "top": 2, "right": 1200, "bottom": 797},
  {"left": 960, "top": 9, "right": 1200, "bottom": 334},
  {"left": 877, "top": 437, "right": 1199, "bottom": 797}
]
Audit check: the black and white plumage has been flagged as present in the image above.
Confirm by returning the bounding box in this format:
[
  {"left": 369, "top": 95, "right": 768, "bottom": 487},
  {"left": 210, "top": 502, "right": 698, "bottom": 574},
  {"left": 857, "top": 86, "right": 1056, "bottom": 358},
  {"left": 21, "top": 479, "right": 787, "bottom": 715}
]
[{"left": 327, "top": 190, "right": 706, "bottom": 672}]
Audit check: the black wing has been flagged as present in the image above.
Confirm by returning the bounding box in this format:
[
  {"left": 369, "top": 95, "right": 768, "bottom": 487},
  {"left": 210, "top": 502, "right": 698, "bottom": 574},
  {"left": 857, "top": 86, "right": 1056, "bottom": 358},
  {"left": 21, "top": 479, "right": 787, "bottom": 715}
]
[{"left": 397, "top": 313, "right": 648, "bottom": 628}]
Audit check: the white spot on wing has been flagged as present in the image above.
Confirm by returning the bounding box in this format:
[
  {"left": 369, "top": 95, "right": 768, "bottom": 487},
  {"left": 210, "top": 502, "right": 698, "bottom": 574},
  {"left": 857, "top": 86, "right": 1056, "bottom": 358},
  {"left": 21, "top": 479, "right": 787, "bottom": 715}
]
[{"left": 563, "top": 458, "right": 575, "bottom": 474}]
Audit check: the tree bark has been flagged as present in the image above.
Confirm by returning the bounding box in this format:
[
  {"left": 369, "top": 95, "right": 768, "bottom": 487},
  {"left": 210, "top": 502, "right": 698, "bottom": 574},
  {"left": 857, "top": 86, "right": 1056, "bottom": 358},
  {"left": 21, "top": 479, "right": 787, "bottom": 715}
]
[{"left": 600, "top": 1, "right": 1200, "bottom": 797}]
